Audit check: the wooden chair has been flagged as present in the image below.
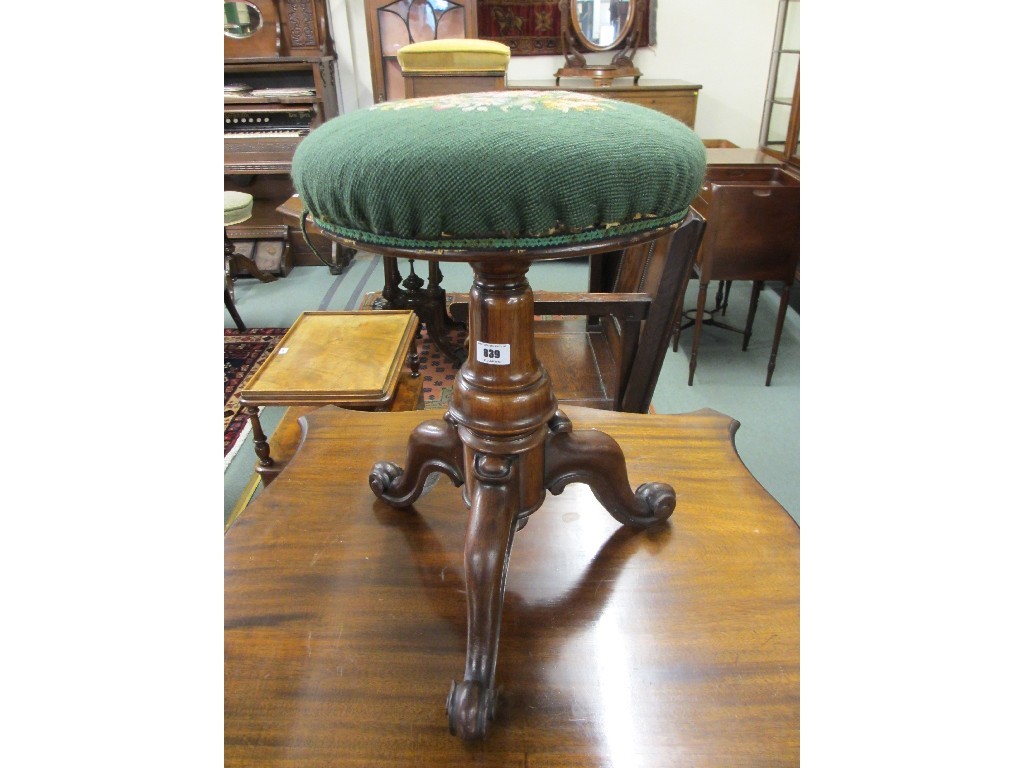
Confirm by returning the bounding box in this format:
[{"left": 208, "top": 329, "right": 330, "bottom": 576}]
[
  {"left": 364, "top": 0, "right": 479, "bottom": 104},
  {"left": 670, "top": 169, "right": 799, "bottom": 386},
  {"left": 450, "top": 220, "right": 705, "bottom": 414}
]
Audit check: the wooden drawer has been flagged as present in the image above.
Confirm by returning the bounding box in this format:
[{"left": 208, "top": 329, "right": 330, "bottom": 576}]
[
  {"left": 609, "top": 91, "right": 697, "bottom": 126},
  {"left": 507, "top": 80, "right": 701, "bottom": 128}
]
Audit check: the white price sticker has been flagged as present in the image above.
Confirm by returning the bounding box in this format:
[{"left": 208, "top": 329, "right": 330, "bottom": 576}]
[{"left": 476, "top": 341, "right": 511, "bottom": 365}]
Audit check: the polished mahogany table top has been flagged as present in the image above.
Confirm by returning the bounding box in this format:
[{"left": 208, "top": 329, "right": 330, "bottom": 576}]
[{"left": 225, "top": 406, "right": 799, "bottom": 766}]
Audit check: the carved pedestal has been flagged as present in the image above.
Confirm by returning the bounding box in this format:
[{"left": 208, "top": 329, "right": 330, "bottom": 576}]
[{"left": 370, "top": 258, "right": 674, "bottom": 740}]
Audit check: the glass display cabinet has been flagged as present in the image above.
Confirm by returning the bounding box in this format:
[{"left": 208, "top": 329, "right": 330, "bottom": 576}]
[{"left": 759, "top": 0, "right": 799, "bottom": 167}]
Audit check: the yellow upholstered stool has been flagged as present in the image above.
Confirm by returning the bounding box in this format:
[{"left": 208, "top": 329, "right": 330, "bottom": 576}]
[
  {"left": 397, "top": 39, "right": 510, "bottom": 99},
  {"left": 224, "top": 190, "right": 276, "bottom": 331}
]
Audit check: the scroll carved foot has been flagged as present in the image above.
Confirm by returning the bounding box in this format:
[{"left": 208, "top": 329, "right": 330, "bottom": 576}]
[
  {"left": 369, "top": 414, "right": 464, "bottom": 507},
  {"left": 446, "top": 679, "right": 497, "bottom": 740},
  {"left": 543, "top": 413, "right": 675, "bottom": 527}
]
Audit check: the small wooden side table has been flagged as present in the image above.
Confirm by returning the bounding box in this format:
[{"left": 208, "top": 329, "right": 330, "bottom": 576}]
[{"left": 238, "top": 310, "right": 421, "bottom": 486}]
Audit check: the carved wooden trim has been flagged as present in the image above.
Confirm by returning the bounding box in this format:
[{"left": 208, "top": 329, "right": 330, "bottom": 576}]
[{"left": 285, "top": 0, "right": 316, "bottom": 48}]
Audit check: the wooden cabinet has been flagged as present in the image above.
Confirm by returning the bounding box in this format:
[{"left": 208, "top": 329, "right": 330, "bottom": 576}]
[
  {"left": 672, "top": 164, "right": 799, "bottom": 385},
  {"left": 508, "top": 78, "right": 701, "bottom": 127}
]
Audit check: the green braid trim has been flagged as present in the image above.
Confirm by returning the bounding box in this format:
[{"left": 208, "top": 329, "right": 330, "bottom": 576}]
[{"left": 310, "top": 209, "right": 688, "bottom": 252}]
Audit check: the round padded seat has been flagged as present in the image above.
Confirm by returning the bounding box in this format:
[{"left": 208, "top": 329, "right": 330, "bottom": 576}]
[
  {"left": 224, "top": 191, "right": 254, "bottom": 226},
  {"left": 291, "top": 90, "right": 706, "bottom": 252}
]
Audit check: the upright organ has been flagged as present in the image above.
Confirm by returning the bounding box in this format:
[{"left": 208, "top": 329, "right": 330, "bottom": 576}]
[{"left": 224, "top": 0, "right": 340, "bottom": 272}]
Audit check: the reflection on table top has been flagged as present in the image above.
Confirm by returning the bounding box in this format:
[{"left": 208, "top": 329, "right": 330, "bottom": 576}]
[{"left": 225, "top": 405, "right": 799, "bottom": 767}]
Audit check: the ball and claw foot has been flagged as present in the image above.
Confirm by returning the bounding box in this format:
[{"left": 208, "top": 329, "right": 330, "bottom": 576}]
[
  {"left": 447, "top": 680, "right": 497, "bottom": 740},
  {"left": 369, "top": 461, "right": 403, "bottom": 499}
]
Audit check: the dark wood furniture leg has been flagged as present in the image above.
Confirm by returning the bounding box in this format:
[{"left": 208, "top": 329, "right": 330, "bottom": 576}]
[
  {"left": 370, "top": 256, "right": 675, "bottom": 740},
  {"left": 742, "top": 280, "right": 763, "bottom": 351},
  {"left": 328, "top": 243, "right": 356, "bottom": 275},
  {"left": 225, "top": 282, "right": 246, "bottom": 331},
  {"left": 687, "top": 281, "right": 710, "bottom": 385},
  {"left": 225, "top": 229, "right": 278, "bottom": 284},
  {"left": 224, "top": 247, "right": 247, "bottom": 331},
  {"left": 715, "top": 279, "right": 733, "bottom": 314},
  {"left": 681, "top": 277, "right": 792, "bottom": 387},
  {"left": 377, "top": 256, "right": 468, "bottom": 366},
  {"left": 766, "top": 283, "right": 791, "bottom": 386}
]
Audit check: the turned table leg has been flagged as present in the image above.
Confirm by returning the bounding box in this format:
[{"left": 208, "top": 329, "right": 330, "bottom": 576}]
[
  {"left": 375, "top": 257, "right": 467, "bottom": 366},
  {"left": 245, "top": 405, "right": 274, "bottom": 468}
]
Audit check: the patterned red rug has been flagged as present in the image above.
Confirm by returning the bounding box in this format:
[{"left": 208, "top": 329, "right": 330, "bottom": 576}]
[
  {"left": 224, "top": 328, "right": 287, "bottom": 460},
  {"left": 358, "top": 293, "right": 466, "bottom": 410},
  {"left": 409, "top": 327, "right": 467, "bottom": 410},
  {"left": 478, "top": 0, "right": 652, "bottom": 55}
]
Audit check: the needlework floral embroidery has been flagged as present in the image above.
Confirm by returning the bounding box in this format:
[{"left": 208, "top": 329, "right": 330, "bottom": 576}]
[{"left": 374, "top": 89, "right": 617, "bottom": 114}]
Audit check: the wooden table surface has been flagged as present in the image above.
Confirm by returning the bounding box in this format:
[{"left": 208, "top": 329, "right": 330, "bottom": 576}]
[
  {"left": 225, "top": 405, "right": 799, "bottom": 766},
  {"left": 239, "top": 310, "right": 418, "bottom": 407}
]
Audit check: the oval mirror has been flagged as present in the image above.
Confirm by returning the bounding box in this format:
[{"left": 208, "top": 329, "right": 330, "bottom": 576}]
[
  {"left": 224, "top": 1, "right": 263, "bottom": 39},
  {"left": 571, "top": 0, "right": 635, "bottom": 51}
]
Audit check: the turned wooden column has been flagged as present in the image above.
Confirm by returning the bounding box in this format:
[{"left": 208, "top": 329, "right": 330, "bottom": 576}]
[{"left": 448, "top": 258, "right": 556, "bottom": 518}]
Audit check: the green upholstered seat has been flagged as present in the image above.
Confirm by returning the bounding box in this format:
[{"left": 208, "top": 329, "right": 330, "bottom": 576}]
[
  {"left": 291, "top": 90, "right": 706, "bottom": 252},
  {"left": 224, "top": 191, "right": 254, "bottom": 226}
]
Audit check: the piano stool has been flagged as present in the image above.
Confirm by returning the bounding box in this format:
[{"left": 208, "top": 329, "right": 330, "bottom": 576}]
[
  {"left": 224, "top": 190, "right": 276, "bottom": 331},
  {"left": 289, "top": 89, "right": 707, "bottom": 739}
]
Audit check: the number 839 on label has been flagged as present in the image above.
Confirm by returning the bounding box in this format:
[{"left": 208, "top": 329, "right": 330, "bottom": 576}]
[{"left": 476, "top": 341, "right": 511, "bottom": 365}]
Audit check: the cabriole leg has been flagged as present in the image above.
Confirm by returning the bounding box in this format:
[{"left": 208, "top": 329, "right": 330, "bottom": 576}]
[{"left": 446, "top": 453, "right": 520, "bottom": 740}]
